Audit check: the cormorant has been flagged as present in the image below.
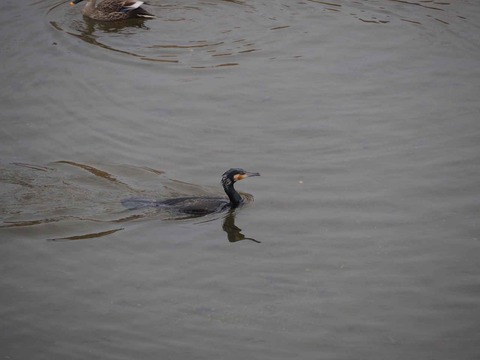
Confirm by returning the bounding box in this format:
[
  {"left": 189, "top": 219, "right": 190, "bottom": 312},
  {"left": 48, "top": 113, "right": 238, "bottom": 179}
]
[{"left": 122, "top": 168, "right": 260, "bottom": 216}]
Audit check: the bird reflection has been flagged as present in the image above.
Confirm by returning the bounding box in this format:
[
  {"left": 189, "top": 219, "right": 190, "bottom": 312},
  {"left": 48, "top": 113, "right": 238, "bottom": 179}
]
[
  {"left": 222, "top": 210, "right": 260, "bottom": 244},
  {"left": 63, "top": 15, "right": 153, "bottom": 61},
  {"left": 48, "top": 211, "right": 260, "bottom": 244}
]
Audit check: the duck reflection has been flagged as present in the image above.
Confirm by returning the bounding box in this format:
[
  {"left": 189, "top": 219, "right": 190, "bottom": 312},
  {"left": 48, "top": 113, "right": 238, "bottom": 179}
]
[
  {"left": 80, "top": 16, "right": 151, "bottom": 33},
  {"left": 64, "top": 17, "right": 179, "bottom": 62},
  {"left": 50, "top": 13, "right": 158, "bottom": 62}
]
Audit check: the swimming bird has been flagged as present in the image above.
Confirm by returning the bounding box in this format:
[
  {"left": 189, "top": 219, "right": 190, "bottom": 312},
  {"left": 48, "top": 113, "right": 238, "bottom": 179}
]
[
  {"left": 121, "top": 168, "right": 260, "bottom": 216},
  {"left": 69, "top": 0, "right": 155, "bottom": 21}
]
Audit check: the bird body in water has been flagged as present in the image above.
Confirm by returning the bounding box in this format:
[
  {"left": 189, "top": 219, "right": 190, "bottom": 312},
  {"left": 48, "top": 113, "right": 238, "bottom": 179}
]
[
  {"left": 122, "top": 168, "right": 260, "bottom": 216},
  {"left": 69, "top": 0, "right": 155, "bottom": 21}
]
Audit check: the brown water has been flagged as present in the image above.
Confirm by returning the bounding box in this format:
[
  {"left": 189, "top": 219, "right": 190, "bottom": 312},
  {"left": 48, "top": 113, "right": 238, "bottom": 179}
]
[{"left": 1, "top": 1, "right": 480, "bottom": 359}]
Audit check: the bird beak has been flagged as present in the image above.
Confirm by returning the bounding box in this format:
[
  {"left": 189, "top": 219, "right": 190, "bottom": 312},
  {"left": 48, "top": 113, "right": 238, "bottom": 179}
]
[{"left": 238, "top": 171, "right": 260, "bottom": 180}]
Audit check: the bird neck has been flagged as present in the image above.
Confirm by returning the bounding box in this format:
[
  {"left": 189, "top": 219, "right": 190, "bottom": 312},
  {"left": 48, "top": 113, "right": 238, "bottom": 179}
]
[{"left": 224, "top": 183, "right": 242, "bottom": 208}]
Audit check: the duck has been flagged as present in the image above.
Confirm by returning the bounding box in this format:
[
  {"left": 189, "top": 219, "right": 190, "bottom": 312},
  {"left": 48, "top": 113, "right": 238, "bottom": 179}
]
[{"left": 69, "top": 0, "right": 155, "bottom": 21}]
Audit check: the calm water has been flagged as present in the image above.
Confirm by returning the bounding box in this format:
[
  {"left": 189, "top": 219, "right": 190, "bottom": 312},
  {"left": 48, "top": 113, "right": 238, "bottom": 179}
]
[{"left": 1, "top": 0, "right": 480, "bottom": 359}]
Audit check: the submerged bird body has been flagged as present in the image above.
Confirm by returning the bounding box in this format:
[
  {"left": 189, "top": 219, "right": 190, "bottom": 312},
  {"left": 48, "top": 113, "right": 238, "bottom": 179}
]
[
  {"left": 70, "top": 0, "right": 154, "bottom": 21},
  {"left": 155, "top": 196, "right": 231, "bottom": 216},
  {"left": 122, "top": 168, "right": 260, "bottom": 216}
]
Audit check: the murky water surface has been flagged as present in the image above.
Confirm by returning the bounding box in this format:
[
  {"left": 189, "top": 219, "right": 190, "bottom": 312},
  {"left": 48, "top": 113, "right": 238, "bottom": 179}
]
[{"left": 1, "top": 1, "right": 479, "bottom": 359}]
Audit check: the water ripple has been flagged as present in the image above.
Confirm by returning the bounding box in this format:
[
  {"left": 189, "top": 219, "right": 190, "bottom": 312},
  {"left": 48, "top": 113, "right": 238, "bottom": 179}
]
[{"left": 45, "top": 0, "right": 468, "bottom": 68}]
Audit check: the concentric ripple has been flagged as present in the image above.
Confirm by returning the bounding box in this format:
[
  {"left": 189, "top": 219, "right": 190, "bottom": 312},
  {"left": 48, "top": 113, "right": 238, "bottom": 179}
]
[
  {"left": 47, "top": 0, "right": 289, "bottom": 67},
  {"left": 46, "top": 0, "right": 468, "bottom": 68}
]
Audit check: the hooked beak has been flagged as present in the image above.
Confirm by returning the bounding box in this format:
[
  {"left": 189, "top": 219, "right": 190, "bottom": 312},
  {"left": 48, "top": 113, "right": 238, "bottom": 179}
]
[{"left": 236, "top": 171, "right": 260, "bottom": 181}]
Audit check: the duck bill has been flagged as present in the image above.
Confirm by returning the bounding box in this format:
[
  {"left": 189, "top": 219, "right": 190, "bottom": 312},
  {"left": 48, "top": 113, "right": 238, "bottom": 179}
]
[{"left": 70, "top": 0, "right": 84, "bottom": 5}]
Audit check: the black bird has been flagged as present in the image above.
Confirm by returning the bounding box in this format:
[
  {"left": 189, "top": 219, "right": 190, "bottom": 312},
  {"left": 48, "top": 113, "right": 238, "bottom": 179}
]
[{"left": 122, "top": 168, "right": 260, "bottom": 216}]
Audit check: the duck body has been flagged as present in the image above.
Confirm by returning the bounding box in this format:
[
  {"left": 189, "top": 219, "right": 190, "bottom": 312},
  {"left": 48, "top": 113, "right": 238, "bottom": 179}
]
[
  {"left": 121, "top": 168, "right": 260, "bottom": 216},
  {"left": 70, "top": 0, "right": 155, "bottom": 21}
]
